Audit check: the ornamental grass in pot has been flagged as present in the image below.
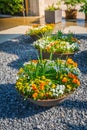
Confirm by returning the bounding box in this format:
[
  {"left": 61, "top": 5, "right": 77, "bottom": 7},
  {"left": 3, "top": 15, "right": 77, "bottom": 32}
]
[
  {"left": 63, "top": 0, "right": 81, "bottom": 19},
  {"left": 16, "top": 54, "right": 81, "bottom": 106}
]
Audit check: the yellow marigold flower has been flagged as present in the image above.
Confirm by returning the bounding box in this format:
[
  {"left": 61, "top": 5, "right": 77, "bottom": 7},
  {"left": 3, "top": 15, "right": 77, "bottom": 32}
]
[
  {"left": 48, "top": 92, "right": 52, "bottom": 96},
  {"left": 52, "top": 84, "right": 56, "bottom": 88},
  {"left": 18, "top": 85, "right": 23, "bottom": 91},
  {"left": 40, "top": 93, "right": 44, "bottom": 97},
  {"left": 66, "top": 85, "right": 72, "bottom": 90},
  {"left": 16, "top": 81, "right": 22, "bottom": 86},
  {"left": 26, "top": 85, "right": 30, "bottom": 90},
  {"left": 18, "top": 68, "right": 24, "bottom": 75},
  {"left": 42, "top": 76, "right": 46, "bottom": 80}
]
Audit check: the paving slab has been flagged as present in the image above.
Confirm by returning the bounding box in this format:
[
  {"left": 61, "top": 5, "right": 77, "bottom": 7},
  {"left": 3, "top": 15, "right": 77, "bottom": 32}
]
[
  {"left": 0, "top": 25, "right": 30, "bottom": 44},
  {"left": 63, "top": 26, "right": 87, "bottom": 35}
]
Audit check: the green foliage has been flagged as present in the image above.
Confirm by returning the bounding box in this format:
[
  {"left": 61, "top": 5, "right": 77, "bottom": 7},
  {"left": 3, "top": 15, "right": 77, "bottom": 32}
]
[
  {"left": 46, "top": 3, "right": 58, "bottom": 11},
  {"left": 79, "top": 0, "right": 87, "bottom": 14},
  {"left": 46, "top": 0, "right": 62, "bottom": 11},
  {"left": 63, "top": 0, "right": 81, "bottom": 10},
  {"left": 0, "top": 0, "right": 24, "bottom": 15},
  {"left": 16, "top": 58, "right": 81, "bottom": 100}
]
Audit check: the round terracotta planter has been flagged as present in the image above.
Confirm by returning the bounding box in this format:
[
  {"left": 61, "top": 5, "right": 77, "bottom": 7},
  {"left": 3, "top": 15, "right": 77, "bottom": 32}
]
[
  {"left": 28, "top": 94, "right": 71, "bottom": 107},
  {"left": 65, "top": 9, "right": 77, "bottom": 19},
  {"left": 38, "top": 50, "right": 74, "bottom": 60}
]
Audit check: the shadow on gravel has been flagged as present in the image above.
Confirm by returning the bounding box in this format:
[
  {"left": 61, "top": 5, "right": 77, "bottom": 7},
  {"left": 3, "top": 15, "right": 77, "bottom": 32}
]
[
  {"left": 0, "top": 83, "right": 50, "bottom": 119},
  {"left": 59, "top": 99, "right": 87, "bottom": 110},
  {"left": 0, "top": 35, "right": 37, "bottom": 70},
  {"left": 62, "top": 122, "right": 87, "bottom": 130},
  {"left": 0, "top": 83, "right": 87, "bottom": 119},
  {"left": 74, "top": 50, "right": 87, "bottom": 74}
]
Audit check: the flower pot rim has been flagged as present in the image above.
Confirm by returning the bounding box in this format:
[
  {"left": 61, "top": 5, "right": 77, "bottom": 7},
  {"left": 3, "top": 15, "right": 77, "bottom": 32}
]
[{"left": 27, "top": 92, "right": 73, "bottom": 106}]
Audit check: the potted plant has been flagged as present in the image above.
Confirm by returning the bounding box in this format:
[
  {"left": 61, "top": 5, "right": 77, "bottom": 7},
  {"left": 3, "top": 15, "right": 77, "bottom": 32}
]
[
  {"left": 63, "top": 0, "right": 81, "bottom": 19},
  {"left": 45, "top": 1, "right": 62, "bottom": 23},
  {"left": 33, "top": 31, "right": 80, "bottom": 59},
  {"left": 79, "top": 0, "right": 87, "bottom": 21},
  {"left": 26, "top": 24, "right": 54, "bottom": 41},
  {"left": 16, "top": 56, "right": 81, "bottom": 106}
]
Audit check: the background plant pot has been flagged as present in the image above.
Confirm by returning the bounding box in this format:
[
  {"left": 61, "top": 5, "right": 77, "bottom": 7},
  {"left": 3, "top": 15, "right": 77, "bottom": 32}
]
[
  {"left": 65, "top": 9, "right": 77, "bottom": 19},
  {"left": 28, "top": 94, "right": 70, "bottom": 107},
  {"left": 85, "top": 14, "right": 87, "bottom": 21},
  {"left": 45, "top": 10, "right": 62, "bottom": 23},
  {"left": 38, "top": 50, "right": 74, "bottom": 59}
]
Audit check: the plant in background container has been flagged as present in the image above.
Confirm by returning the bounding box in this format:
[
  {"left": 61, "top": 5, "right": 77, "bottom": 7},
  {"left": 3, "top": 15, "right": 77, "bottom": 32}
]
[
  {"left": 63, "top": 0, "right": 81, "bottom": 19},
  {"left": 16, "top": 52, "right": 81, "bottom": 106},
  {"left": 79, "top": 0, "right": 87, "bottom": 21},
  {"left": 45, "top": 1, "right": 62, "bottom": 23},
  {"left": 26, "top": 24, "right": 54, "bottom": 41}
]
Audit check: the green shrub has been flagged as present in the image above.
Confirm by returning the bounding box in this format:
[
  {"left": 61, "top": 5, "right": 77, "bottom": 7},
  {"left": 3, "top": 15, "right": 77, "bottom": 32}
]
[{"left": 0, "top": 0, "right": 24, "bottom": 15}]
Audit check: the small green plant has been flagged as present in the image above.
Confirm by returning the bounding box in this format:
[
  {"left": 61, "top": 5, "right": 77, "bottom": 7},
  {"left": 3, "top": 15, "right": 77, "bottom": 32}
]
[
  {"left": 46, "top": 0, "right": 62, "bottom": 11},
  {"left": 79, "top": 0, "right": 87, "bottom": 14},
  {"left": 46, "top": 3, "right": 58, "bottom": 11},
  {"left": 0, "top": 0, "right": 24, "bottom": 15},
  {"left": 63, "top": 0, "right": 81, "bottom": 10}
]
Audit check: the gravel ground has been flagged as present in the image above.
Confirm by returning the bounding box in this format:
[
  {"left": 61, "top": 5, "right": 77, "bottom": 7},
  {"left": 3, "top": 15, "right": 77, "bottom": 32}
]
[{"left": 0, "top": 35, "right": 87, "bottom": 130}]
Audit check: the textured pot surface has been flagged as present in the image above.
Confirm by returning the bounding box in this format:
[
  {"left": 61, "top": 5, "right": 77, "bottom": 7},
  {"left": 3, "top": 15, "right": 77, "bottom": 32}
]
[
  {"left": 38, "top": 50, "right": 74, "bottom": 60},
  {"left": 45, "top": 10, "right": 62, "bottom": 23},
  {"left": 28, "top": 94, "right": 70, "bottom": 107}
]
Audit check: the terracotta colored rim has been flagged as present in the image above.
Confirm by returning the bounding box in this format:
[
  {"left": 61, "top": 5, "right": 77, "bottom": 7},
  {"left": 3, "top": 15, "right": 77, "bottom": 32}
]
[
  {"left": 28, "top": 94, "right": 71, "bottom": 107},
  {"left": 38, "top": 50, "right": 75, "bottom": 59}
]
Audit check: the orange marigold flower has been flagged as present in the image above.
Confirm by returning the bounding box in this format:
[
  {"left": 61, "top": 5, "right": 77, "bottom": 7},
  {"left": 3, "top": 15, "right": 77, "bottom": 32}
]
[
  {"left": 40, "top": 85, "right": 44, "bottom": 90},
  {"left": 40, "top": 82, "right": 45, "bottom": 90},
  {"left": 32, "top": 84, "right": 37, "bottom": 91},
  {"left": 66, "top": 58, "right": 74, "bottom": 64},
  {"left": 73, "top": 62, "right": 78, "bottom": 67},
  {"left": 32, "top": 60, "right": 38, "bottom": 63},
  {"left": 46, "top": 46, "right": 51, "bottom": 51},
  {"left": 68, "top": 73, "right": 77, "bottom": 79},
  {"left": 72, "top": 79, "right": 80, "bottom": 86},
  {"left": 32, "top": 93, "right": 38, "bottom": 99},
  {"left": 62, "top": 77, "right": 68, "bottom": 83}
]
